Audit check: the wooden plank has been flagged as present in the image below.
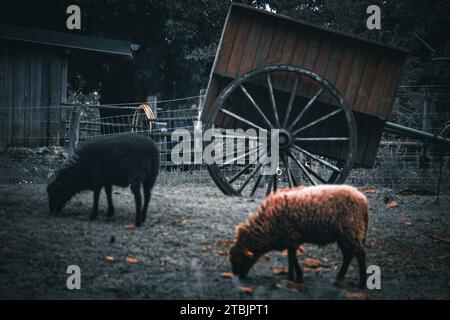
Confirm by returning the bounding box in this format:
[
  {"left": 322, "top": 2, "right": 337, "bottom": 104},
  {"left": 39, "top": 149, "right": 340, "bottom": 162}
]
[
  {"left": 344, "top": 45, "right": 368, "bottom": 110},
  {"left": 334, "top": 46, "right": 357, "bottom": 101},
  {"left": 366, "top": 55, "right": 392, "bottom": 116},
  {"left": 60, "top": 57, "right": 68, "bottom": 145},
  {"left": 321, "top": 36, "right": 346, "bottom": 105},
  {"left": 363, "top": 124, "right": 384, "bottom": 167},
  {"left": 267, "top": 22, "right": 287, "bottom": 65},
  {"left": 215, "top": 10, "right": 242, "bottom": 75},
  {"left": 40, "top": 52, "right": 50, "bottom": 145},
  {"left": 227, "top": 14, "right": 252, "bottom": 77},
  {"left": 23, "top": 45, "right": 31, "bottom": 146},
  {"left": 0, "top": 41, "right": 8, "bottom": 150},
  {"left": 238, "top": 14, "right": 264, "bottom": 75},
  {"left": 299, "top": 31, "right": 322, "bottom": 98},
  {"left": 30, "top": 46, "right": 42, "bottom": 146},
  {"left": 12, "top": 43, "right": 26, "bottom": 146},
  {"left": 48, "top": 54, "right": 62, "bottom": 146},
  {"left": 253, "top": 18, "right": 276, "bottom": 69},
  {"left": 379, "top": 55, "right": 405, "bottom": 119},
  {"left": 354, "top": 49, "right": 382, "bottom": 114}
]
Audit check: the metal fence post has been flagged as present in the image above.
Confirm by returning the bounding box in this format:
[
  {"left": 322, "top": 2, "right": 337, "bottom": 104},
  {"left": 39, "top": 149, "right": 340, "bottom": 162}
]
[{"left": 68, "top": 105, "right": 81, "bottom": 157}]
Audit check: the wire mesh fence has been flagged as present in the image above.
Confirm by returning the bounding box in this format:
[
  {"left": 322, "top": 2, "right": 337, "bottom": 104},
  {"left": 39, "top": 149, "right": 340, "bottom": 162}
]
[{"left": 0, "top": 95, "right": 449, "bottom": 193}]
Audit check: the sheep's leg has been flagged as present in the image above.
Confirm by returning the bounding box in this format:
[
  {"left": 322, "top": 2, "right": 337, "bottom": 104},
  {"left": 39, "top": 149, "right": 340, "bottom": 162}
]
[
  {"left": 131, "top": 182, "right": 143, "bottom": 227},
  {"left": 90, "top": 187, "right": 101, "bottom": 220},
  {"left": 142, "top": 179, "right": 152, "bottom": 223},
  {"left": 288, "top": 247, "right": 303, "bottom": 283},
  {"left": 336, "top": 247, "right": 353, "bottom": 281},
  {"left": 287, "top": 248, "right": 295, "bottom": 281},
  {"left": 105, "top": 184, "right": 114, "bottom": 217},
  {"left": 355, "top": 249, "right": 367, "bottom": 289}
]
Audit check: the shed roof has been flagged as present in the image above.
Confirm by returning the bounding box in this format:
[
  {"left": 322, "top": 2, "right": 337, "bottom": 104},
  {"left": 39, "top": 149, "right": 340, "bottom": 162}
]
[{"left": 0, "top": 24, "right": 139, "bottom": 57}]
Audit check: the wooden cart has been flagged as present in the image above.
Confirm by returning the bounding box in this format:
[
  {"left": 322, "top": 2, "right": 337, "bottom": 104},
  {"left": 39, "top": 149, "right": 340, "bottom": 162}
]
[{"left": 201, "top": 4, "right": 449, "bottom": 196}]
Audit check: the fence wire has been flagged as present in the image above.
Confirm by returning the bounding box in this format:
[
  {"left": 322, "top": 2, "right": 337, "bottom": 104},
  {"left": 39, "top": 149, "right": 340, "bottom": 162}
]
[{"left": 0, "top": 96, "right": 449, "bottom": 193}]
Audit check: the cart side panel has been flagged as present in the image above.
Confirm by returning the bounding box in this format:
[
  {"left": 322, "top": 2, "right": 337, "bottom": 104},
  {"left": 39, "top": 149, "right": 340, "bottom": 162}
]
[{"left": 212, "top": 4, "right": 406, "bottom": 121}]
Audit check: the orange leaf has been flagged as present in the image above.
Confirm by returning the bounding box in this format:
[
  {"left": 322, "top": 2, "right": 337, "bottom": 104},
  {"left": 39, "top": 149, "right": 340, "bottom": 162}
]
[
  {"left": 362, "top": 187, "right": 376, "bottom": 193},
  {"left": 344, "top": 291, "right": 367, "bottom": 300},
  {"left": 123, "top": 224, "right": 135, "bottom": 230},
  {"left": 240, "top": 286, "right": 253, "bottom": 294},
  {"left": 304, "top": 258, "right": 321, "bottom": 268},
  {"left": 126, "top": 257, "right": 138, "bottom": 264},
  {"left": 272, "top": 267, "right": 289, "bottom": 275},
  {"left": 220, "top": 272, "right": 234, "bottom": 278},
  {"left": 105, "top": 256, "right": 115, "bottom": 262},
  {"left": 386, "top": 201, "right": 399, "bottom": 208},
  {"left": 404, "top": 220, "right": 413, "bottom": 226}
]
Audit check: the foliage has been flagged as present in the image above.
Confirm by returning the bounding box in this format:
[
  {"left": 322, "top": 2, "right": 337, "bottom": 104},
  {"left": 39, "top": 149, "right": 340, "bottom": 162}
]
[{"left": 1, "top": 0, "right": 449, "bottom": 103}]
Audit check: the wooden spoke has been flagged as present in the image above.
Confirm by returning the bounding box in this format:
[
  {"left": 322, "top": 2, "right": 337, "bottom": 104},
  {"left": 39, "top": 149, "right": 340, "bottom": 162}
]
[
  {"left": 288, "top": 151, "right": 317, "bottom": 186},
  {"left": 265, "top": 174, "right": 274, "bottom": 196},
  {"left": 240, "top": 85, "right": 273, "bottom": 129},
  {"left": 283, "top": 75, "right": 299, "bottom": 128},
  {"left": 291, "top": 145, "right": 342, "bottom": 173},
  {"left": 288, "top": 150, "right": 325, "bottom": 183},
  {"left": 219, "top": 147, "right": 261, "bottom": 167},
  {"left": 250, "top": 172, "right": 264, "bottom": 197},
  {"left": 228, "top": 162, "right": 254, "bottom": 184},
  {"left": 237, "top": 162, "right": 265, "bottom": 193},
  {"left": 266, "top": 74, "right": 281, "bottom": 128},
  {"left": 273, "top": 173, "right": 278, "bottom": 192},
  {"left": 288, "top": 86, "right": 325, "bottom": 130},
  {"left": 295, "top": 137, "right": 349, "bottom": 141},
  {"left": 293, "top": 109, "right": 342, "bottom": 135},
  {"left": 219, "top": 109, "right": 267, "bottom": 132},
  {"left": 281, "top": 153, "right": 296, "bottom": 187}
]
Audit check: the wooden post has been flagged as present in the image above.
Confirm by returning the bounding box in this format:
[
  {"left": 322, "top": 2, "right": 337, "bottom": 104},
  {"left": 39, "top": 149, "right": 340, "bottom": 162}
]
[{"left": 68, "top": 105, "right": 80, "bottom": 158}]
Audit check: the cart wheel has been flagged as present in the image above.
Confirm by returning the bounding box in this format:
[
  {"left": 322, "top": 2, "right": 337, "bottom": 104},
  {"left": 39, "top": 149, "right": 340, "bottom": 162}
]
[{"left": 205, "top": 64, "right": 357, "bottom": 197}]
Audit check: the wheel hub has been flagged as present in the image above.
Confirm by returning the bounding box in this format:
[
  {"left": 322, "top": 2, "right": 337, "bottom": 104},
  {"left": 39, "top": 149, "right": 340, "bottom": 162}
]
[{"left": 277, "top": 129, "right": 292, "bottom": 150}]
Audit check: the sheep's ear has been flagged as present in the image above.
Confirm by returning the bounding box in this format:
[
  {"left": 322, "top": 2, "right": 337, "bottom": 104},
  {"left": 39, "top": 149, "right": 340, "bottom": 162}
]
[{"left": 235, "top": 224, "right": 246, "bottom": 236}]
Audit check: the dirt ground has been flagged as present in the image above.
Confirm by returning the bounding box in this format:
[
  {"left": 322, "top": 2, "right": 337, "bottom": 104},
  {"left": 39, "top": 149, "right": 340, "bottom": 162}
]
[{"left": 0, "top": 181, "right": 449, "bottom": 300}]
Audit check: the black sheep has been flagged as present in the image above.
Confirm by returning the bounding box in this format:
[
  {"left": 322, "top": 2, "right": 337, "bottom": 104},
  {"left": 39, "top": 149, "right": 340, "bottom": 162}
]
[{"left": 47, "top": 134, "right": 160, "bottom": 226}]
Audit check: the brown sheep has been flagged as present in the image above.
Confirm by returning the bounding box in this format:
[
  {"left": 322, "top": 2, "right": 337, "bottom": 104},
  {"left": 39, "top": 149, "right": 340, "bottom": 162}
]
[{"left": 229, "top": 184, "right": 369, "bottom": 288}]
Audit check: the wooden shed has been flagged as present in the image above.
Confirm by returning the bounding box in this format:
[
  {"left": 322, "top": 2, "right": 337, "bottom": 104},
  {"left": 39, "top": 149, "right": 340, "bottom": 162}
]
[{"left": 0, "top": 25, "right": 137, "bottom": 149}]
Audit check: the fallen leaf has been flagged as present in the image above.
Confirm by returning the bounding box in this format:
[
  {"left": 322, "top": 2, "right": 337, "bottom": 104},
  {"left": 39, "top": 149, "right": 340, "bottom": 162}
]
[
  {"left": 123, "top": 224, "right": 135, "bottom": 230},
  {"left": 220, "top": 272, "right": 234, "bottom": 278},
  {"left": 105, "top": 256, "right": 115, "bottom": 262},
  {"left": 386, "top": 201, "right": 399, "bottom": 208},
  {"left": 126, "top": 257, "right": 138, "bottom": 264},
  {"left": 322, "top": 256, "right": 329, "bottom": 263},
  {"left": 344, "top": 291, "right": 367, "bottom": 300},
  {"left": 362, "top": 186, "right": 376, "bottom": 193},
  {"left": 404, "top": 220, "right": 413, "bottom": 226},
  {"left": 240, "top": 287, "right": 253, "bottom": 294},
  {"left": 272, "top": 267, "right": 289, "bottom": 275},
  {"left": 304, "top": 258, "right": 321, "bottom": 268},
  {"left": 162, "top": 232, "right": 169, "bottom": 237}
]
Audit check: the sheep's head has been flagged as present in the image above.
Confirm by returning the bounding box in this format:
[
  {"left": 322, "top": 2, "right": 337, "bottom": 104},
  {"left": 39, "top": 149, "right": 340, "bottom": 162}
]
[
  {"left": 47, "top": 168, "right": 74, "bottom": 215},
  {"left": 229, "top": 224, "right": 259, "bottom": 278}
]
